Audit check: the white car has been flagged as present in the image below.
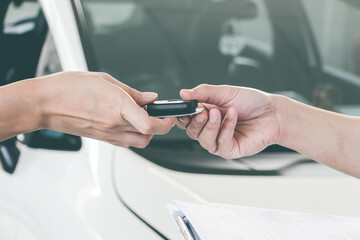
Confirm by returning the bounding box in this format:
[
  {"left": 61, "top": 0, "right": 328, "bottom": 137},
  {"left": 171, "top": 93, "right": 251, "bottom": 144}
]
[{"left": 1, "top": 0, "right": 360, "bottom": 239}]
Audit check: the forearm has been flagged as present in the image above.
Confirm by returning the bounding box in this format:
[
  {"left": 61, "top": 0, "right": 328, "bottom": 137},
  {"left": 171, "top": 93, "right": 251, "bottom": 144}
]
[
  {"left": 0, "top": 79, "right": 45, "bottom": 141},
  {"left": 274, "top": 95, "right": 360, "bottom": 178}
]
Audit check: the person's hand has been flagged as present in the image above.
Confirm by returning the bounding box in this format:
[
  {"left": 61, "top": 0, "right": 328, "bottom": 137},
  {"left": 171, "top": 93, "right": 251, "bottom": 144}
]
[
  {"left": 177, "top": 84, "right": 280, "bottom": 159},
  {"left": 36, "top": 72, "right": 176, "bottom": 148}
]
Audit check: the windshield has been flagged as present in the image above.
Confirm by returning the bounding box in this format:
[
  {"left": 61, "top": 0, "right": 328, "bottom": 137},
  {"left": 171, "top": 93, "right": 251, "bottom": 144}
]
[{"left": 77, "top": 0, "right": 360, "bottom": 174}]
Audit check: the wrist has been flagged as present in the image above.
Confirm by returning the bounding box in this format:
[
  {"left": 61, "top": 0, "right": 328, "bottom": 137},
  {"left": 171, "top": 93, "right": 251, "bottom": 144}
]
[
  {"left": 270, "top": 94, "right": 292, "bottom": 146},
  {"left": 31, "top": 76, "right": 58, "bottom": 130},
  {"left": 0, "top": 78, "right": 46, "bottom": 138},
  {"left": 22, "top": 78, "right": 48, "bottom": 131}
]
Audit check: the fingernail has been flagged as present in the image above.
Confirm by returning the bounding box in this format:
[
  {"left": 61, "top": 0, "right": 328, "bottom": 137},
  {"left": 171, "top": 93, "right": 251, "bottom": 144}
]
[
  {"left": 141, "top": 92, "right": 157, "bottom": 101},
  {"left": 209, "top": 111, "right": 218, "bottom": 123},
  {"left": 196, "top": 114, "right": 205, "bottom": 123},
  {"left": 228, "top": 108, "right": 236, "bottom": 120}
]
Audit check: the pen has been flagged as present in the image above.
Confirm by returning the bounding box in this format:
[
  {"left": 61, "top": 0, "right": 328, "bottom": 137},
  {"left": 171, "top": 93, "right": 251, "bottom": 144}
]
[{"left": 176, "top": 216, "right": 194, "bottom": 240}]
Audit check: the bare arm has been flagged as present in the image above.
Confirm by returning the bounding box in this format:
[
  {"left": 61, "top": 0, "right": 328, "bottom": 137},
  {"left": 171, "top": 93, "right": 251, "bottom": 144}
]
[
  {"left": 0, "top": 78, "right": 43, "bottom": 140},
  {"left": 276, "top": 95, "right": 360, "bottom": 177},
  {"left": 0, "top": 72, "right": 176, "bottom": 148},
  {"left": 177, "top": 84, "right": 360, "bottom": 178}
]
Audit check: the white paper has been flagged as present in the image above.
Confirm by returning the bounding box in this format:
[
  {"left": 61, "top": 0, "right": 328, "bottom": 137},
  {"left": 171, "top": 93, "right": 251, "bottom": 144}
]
[{"left": 171, "top": 200, "right": 360, "bottom": 240}]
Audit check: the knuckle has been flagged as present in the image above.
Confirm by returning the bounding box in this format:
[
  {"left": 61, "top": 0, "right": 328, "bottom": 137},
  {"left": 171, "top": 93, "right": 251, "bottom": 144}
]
[
  {"left": 217, "top": 136, "right": 227, "bottom": 146},
  {"left": 140, "top": 122, "right": 154, "bottom": 134},
  {"left": 199, "top": 137, "right": 217, "bottom": 153},
  {"left": 216, "top": 152, "right": 228, "bottom": 159},
  {"left": 141, "top": 136, "right": 152, "bottom": 148},
  {"left": 176, "top": 122, "right": 186, "bottom": 129},
  {"left": 139, "top": 136, "right": 152, "bottom": 148},
  {"left": 162, "top": 123, "right": 173, "bottom": 134},
  {"left": 101, "top": 72, "right": 111, "bottom": 79},
  {"left": 208, "top": 149, "right": 216, "bottom": 155},
  {"left": 199, "top": 140, "right": 210, "bottom": 150},
  {"left": 161, "top": 128, "right": 171, "bottom": 135},
  {"left": 186, "top": 128, "right": 198, "bottom": 140},
  {"left": 140, "top": 141, "right": 149, "bottom": 148},
  {"left": 146, "top": 135, "right": 153, "bottom": 144},
  {"left": 157, "top": 121, "right": 173, "bottom": 135},
  {"left": 222, "top": 153, "right": 233, "bottom": 160},
  {"left": 136, "top": 143, "right": 147, "bottom": 149},
  {"left": 127, "top": 86, "right": 135, "bottom": 96},
  {"left": 207, "top": 144, "right": 217, "bottom": 154},
  {"left": 198, "top": 83, "right": 210, "bottom": 90}
]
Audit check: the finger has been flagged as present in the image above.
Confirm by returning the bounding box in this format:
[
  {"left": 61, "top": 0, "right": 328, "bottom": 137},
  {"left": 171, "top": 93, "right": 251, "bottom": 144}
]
[
  {"left": 108, "top": 132, "right": 153, "bottom": 149},
  {"left": 177, "top": 102, "right": 207, "bottom": 130},
  {"left": 180, "top": 84, "right": 232, "bottom": 106},
  {"left": 176, "top": 116, "right": 190, "bottom": 130},
  {"left": 101, "top": 72, "right": 158, "bottom": 105},
  {"left": 215, "top": 108, "right": 238, "bottom": 159},
  {"left": 197, "top": 108, "right": 222, "bottom": 153},
  {"left": 121, "top": 98, "right": 177, "bottom": 134},
  {"left": 185, "top": 109, "right": 209, "bottom": 140}
]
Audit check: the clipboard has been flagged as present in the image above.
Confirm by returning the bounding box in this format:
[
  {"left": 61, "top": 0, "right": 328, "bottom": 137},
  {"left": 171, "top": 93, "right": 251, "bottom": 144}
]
[{"left": 169, "top": 200, "right": 360, "bottom": 240}]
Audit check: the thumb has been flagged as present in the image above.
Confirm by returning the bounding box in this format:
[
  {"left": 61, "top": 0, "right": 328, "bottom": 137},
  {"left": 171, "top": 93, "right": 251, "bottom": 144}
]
[
  {"left": 126, "top": 88, "right": 158, "bottom": 106},
  {"left": 100, "top": 73, "right": 158, "bottom": 105},
  {"left": 180, "top": 84, "right": 231, "bottom": 105},
  {"left": 138, "top": 92, "right": 158, "bottom": 105}
]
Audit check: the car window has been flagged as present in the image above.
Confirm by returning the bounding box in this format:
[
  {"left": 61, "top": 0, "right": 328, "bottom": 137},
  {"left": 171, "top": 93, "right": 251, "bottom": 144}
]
[
  {"left": 83, "top": 0, "right": 274, "bottom": 93},
  {"left": 78, "top": 0, "right": 360, "bottom": 175},
  {"left": 302, "top": 0, "right": 360, "bottom": 78}
]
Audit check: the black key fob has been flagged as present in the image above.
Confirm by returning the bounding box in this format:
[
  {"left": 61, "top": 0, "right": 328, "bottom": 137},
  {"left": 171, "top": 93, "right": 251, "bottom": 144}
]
[{"left": 146, "top": 100, "right": 202, "bottom": 117}]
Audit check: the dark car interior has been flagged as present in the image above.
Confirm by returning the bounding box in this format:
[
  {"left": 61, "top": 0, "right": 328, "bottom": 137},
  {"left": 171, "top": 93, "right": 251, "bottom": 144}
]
[
  {"left": 84, "top": 0, "right": 360, "bottom": 101},
  {"left": 87, "top": 0, "right": 276, "bottom": 97}
]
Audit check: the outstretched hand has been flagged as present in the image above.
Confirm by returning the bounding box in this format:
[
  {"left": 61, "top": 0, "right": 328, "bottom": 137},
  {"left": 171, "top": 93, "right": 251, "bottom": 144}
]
[
  {"left": 37, "top": 72, "right": 176, "bottom": 148},
  {"left": 177, "top": 84, "right": 280, "bottom": 159}
]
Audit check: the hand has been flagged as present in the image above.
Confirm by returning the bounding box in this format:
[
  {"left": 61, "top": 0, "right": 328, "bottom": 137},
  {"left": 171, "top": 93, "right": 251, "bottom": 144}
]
[
  {"left": 37, "top": 72, "right": 176, "bottom": 148},
  {"left": 177, "top": 84, "right": 280, "bottom": 159}
]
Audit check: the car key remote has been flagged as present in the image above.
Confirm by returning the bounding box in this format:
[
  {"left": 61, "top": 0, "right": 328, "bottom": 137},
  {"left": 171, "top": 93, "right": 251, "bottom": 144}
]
[{"left": 146, "top": 100, "right": 203, "bottom": 117}]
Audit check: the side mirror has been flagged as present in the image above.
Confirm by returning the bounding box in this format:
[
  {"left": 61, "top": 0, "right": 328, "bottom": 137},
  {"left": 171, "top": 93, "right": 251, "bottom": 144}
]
[
  {"left": 22, "top": 130, "right": 82, "bottom": 151},
  {"left": 0, "top": 137, "right": 20, "bottom": 174}
]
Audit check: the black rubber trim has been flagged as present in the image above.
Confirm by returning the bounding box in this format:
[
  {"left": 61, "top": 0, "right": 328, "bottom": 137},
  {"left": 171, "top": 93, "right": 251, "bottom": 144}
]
[{"left": 70, "top": 0, "right": 98, "bottom": 71}]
